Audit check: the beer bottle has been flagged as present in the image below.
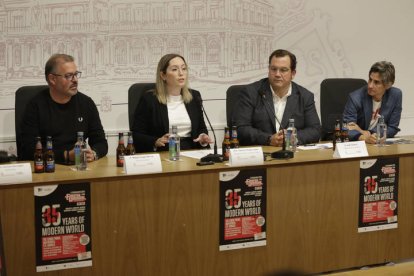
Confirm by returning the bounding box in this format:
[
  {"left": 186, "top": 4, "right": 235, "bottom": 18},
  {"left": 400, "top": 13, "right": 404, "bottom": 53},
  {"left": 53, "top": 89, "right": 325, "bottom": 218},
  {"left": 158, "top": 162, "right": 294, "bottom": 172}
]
[
  {"left": 230, "top": 126, "right": 239, "bottom": 149},
  {"left": 44, "top": 136, "right": 55, "bottom": 173},
  {"left": 116, "top": 132, "right": 126, "bottom": 167},
  {"left": 222, "top": 127, "right": 231, "bottom": 161},
  {"left": 34, "top": 136, "right": 44, "bottom": 173},
  {"left": 333, "top": 119, "right": 342, "bottom": 150},
  {"left": 125, "top": 132, "right": 136, "bottom": 155}
]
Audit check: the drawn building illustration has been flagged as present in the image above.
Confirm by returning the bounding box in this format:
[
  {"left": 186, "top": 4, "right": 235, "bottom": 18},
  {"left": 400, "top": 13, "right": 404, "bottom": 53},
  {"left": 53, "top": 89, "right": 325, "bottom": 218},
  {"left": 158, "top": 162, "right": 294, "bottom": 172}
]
[{"left": 0, "top": 0, "right": 274, "bottom": 82}]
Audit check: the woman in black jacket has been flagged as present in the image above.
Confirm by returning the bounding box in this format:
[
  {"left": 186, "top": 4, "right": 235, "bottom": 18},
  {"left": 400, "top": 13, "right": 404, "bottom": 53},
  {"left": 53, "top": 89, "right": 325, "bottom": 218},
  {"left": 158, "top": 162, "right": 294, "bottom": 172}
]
[{"left": 132, "top": 53, "right": 212, "bottom": 153}]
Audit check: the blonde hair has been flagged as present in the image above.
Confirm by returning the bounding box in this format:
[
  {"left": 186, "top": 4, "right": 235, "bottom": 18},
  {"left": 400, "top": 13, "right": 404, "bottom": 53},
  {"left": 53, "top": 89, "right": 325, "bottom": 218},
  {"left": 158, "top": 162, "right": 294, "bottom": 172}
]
[{"left": 154, "top": 53, "right": 192, "bottom": 104}]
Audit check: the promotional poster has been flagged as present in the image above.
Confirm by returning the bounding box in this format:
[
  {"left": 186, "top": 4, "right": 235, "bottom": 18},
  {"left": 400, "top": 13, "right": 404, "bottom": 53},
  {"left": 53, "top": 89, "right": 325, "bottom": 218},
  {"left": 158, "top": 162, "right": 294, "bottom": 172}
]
[
  {"left": 34, "top": 183, "right": 92, "bottom": 272},
  {"left": 219, "top": 169, "right": 266, "bottom": 251},
  {"left": 358, "top": 158, "right": 399, "bottom": 232},
  {"left": 0, "top": 215, "right": 6, "bottom": 276}
]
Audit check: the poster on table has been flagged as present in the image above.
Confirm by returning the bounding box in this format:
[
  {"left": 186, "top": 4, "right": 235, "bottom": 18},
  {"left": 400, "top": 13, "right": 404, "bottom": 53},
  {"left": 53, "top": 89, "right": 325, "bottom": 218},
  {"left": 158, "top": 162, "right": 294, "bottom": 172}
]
[
  {"left": 0, "top": 215, "right": 6, "bottom": 276},
  {"left": 358, "top": 158, "right": 399, "bottom": 232},
  {"left": 219, "top": 168, "right": 266, "bottom": 251},
  {"left": 34, "top": 183, "right": 92, "bottom": 272}
]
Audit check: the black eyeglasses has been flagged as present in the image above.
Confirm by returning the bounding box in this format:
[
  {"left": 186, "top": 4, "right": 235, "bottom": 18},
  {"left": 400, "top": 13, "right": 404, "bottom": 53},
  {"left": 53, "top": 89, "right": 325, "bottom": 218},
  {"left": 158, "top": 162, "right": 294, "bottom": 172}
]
[{"left": 51, "top": 71, "right": 82, "bottom": 80}]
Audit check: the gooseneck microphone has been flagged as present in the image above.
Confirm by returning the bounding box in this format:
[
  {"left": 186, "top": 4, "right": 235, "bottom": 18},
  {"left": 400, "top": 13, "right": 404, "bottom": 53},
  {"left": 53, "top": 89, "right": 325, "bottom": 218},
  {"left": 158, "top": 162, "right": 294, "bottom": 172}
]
[
  {"left": 0, "top": 150, "right": 17, "bottom": 163},
  {"left": 195, "top": 94, "right": 223, "bottom": 163},
  {"left": 259, "top": 90, "right": 283, "bottom": 128},
  {"left": 258, "top": 90, "right": 294, "bottom": 159}
]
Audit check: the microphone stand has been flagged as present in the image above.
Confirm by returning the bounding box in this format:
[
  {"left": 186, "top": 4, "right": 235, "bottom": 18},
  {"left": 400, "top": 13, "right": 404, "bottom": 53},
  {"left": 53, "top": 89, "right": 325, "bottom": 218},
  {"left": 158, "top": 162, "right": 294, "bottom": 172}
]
[{"left": 197, "top": 96, "right": 223, "bottom": 163}]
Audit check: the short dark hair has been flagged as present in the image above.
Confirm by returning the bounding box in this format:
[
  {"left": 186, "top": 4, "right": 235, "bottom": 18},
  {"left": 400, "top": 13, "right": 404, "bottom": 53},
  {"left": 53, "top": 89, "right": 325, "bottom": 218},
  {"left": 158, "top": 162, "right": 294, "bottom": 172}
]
[
  {"left": 369, "top": 61, "right": 395, "bottom": 85},
  {"left": 268, "top": 49, "right": 297, "bottom": 71},
  {"left": 44, "top": 54, "right": 75, "bottom": 83}
]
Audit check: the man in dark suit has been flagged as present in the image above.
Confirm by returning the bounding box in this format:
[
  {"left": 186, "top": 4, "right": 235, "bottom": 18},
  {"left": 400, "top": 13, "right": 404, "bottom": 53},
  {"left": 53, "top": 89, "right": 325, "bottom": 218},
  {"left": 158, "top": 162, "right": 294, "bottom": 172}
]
[
  {"left": 343, "top": 61, "right": 402, "bottom": 143},
  {"left": 233, "top": 49, "right": 321, "bottom": 146}
]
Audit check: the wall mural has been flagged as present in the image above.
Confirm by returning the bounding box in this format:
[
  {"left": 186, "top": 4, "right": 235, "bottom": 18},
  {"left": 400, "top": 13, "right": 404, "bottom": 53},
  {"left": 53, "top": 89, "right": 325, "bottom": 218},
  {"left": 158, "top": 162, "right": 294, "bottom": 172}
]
[{"left": 0, "top": 0, "right": 351, "bottom": 153}]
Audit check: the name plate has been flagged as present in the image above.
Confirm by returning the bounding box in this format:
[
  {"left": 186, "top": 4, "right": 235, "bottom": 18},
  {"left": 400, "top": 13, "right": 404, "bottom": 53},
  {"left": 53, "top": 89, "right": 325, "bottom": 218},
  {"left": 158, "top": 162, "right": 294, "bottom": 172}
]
[
  {"left": 0, "top": 163, "right": 32, "bottom": 185},
  {"left": 124, "top": 154, "right": 162, "bottom": 175},
  {"left": 333, "top": 141, "right": 369, "bottom": 158},
  {"left": 229, "top": 147, "right": 264, "bottom": 166}
]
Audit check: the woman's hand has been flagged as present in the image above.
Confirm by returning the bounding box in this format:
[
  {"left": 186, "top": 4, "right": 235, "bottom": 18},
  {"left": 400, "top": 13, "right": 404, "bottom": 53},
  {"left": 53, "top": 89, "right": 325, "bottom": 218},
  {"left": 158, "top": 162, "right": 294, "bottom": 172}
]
[{"left": 155, "top": 133, "right": 170, "bottom": 148}]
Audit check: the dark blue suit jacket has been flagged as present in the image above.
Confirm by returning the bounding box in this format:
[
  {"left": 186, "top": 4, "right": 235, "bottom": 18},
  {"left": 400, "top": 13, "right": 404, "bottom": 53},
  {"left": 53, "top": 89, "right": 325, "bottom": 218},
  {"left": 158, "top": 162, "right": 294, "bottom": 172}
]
[
  {"left": 132, "top": 89, "right": 209, "bottom": 152},
  {"left": 343, "top": 86, "right": 402, "bottom": 140},
  {"left": 233, "top": 78, "right": 321, "bottom": 145}
]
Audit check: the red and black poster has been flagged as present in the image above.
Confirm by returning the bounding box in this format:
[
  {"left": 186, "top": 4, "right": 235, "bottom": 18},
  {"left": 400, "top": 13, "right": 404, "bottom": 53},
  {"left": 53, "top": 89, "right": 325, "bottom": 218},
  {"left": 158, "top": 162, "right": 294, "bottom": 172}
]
[
  {"left": 34, "top": 183, "right": 92, "bottom": 272},
  {"left": 358, "top": 158, "right": 399, "bottom": 232},
  {"left": 0, "top": 215, "right": 6, "bottom": 276},
  {"left": 219, "top": 169, "right": 266, "bottom": 251}
]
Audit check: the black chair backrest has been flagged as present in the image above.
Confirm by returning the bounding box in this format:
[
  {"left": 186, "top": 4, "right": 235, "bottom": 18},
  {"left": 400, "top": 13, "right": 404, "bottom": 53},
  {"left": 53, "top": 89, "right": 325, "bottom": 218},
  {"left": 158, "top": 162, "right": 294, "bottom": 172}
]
[
  {"left": 226, "top": 84, "right": 246, "bottom": 128},
  {"left": 15, "top": 85, "right": 49, "bottom": 160},
  {"left": 128, "top": 83, "right": 156, "bottom": 130},
  {"left": 320, "top": 78, "right": 367, "bottom": 141}
]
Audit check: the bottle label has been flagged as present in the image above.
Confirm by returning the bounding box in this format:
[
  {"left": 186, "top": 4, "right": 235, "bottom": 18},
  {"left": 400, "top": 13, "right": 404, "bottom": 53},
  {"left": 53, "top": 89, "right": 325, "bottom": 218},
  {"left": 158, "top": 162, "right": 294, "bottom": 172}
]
[
  {"left": 223, "top": 147, "right": 230, "bottom": 160},
  {"left": 34, "top": 160, "right": 44, "bottom": 171},
  {"left": 117, "top": 155, "right": 124, "bottom": 166},
  {"left": 45, "top": 160, "right": 55, "bottom": 172},
  {"left": 169, "top": 139, "right": 180, "bottom": 160},
  {"left": 74, "top": 147, "right": 81, "bottom": 165}
]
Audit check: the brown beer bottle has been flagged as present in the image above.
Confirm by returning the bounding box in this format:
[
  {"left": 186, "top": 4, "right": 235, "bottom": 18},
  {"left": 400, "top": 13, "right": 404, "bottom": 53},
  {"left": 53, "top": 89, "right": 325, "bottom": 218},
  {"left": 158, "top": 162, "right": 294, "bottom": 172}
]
[
  {"left": 116, "top": 132, "right": 126, "bottom": 167},
  {"left": 333, "top": 119, "right": 342, "bottom": 151},
  {"left": 222, "top": 127, "right": 231, "bottom": 161},
  {"left": 34, "top": 136, "right": 44, "bottom": 173},
  {"left": 230, "top": 126, "right": 239, "bottom": 149},
  {"left": 125, "top": 132, "right": 136, "bottom": 156},
  {"left": 44, "top": 136, "right": 55, "bottom": 173}
]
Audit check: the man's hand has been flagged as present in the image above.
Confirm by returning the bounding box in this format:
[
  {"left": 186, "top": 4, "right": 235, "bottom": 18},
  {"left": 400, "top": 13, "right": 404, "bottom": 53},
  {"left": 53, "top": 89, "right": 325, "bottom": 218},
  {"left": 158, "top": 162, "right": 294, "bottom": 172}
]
[{"left": 269, "top": 130, "right": 284, "bottom": 147}]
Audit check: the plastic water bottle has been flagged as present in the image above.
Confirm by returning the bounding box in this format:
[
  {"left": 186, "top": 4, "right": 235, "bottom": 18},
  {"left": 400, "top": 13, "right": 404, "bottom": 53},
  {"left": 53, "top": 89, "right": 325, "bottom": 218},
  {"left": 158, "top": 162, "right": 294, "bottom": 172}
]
[
  {"left": 286, "top": 118, "right": 297, "bottom": 152},
  {"left": 75, "top": 131, "right": 87, "bottom": 170},
  {"left": 169, "top": 125, "right": 180, "bottom": 161},
  {"left": 376, "top": 115, "right": 387, "bottom": 147}
]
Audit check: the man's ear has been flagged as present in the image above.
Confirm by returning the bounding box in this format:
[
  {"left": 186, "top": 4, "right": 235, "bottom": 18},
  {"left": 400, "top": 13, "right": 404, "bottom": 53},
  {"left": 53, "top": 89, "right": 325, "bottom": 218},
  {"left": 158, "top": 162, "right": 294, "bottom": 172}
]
[{"left": 47, "top": 74, "right": 55, "bottom": 85}]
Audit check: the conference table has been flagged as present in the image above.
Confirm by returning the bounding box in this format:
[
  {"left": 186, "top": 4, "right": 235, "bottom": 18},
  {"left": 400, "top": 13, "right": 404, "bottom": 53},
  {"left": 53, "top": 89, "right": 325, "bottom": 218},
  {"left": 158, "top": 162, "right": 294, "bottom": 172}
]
[{"left": 1, "top": 142, "right": 414, "bottom": 276}]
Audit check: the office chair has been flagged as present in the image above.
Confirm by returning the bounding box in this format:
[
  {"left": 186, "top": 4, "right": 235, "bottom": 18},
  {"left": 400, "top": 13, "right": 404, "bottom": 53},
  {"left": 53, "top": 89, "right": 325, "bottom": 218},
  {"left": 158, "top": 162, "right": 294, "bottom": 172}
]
[
  {"left": 15, "top": 85, "right": 49, "bottom": 160},
  {"left": 320, "top": 78, "right": 367, "bottom": 141},
  {"left": 128, "top": 83, "right": 155, "bottom": 130},
  {"left": 226, "top": 84, "right": 246, "bottom": 128}
]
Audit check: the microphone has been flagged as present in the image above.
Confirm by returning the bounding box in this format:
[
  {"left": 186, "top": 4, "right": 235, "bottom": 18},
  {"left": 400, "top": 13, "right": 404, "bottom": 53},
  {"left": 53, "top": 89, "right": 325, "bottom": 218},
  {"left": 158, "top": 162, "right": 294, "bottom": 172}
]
[
  {"left": 0, "top": 150, "right": 17, "bottom": 163},
  {"left": 195, "top": 94, "right": 223, "bottom": 163},
  {"left": 259, "top": 90, "right": 283, "bottom": 128},
  {"left": 258, "top": 90, "right": 294, "bottom": 159}
]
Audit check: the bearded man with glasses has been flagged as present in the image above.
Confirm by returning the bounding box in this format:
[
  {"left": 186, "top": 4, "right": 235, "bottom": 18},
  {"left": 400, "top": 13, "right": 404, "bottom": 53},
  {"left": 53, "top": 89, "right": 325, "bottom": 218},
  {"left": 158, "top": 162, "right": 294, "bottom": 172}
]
[{"left": 20, "top": 53, "right": 108, "bottom": 164}]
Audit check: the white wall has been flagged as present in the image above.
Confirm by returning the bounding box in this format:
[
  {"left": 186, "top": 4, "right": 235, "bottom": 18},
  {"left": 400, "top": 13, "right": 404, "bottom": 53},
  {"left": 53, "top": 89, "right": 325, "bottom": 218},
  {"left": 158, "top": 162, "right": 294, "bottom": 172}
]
[{"left": 1, "top": 0, "right": 413, "bottom": 155}]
